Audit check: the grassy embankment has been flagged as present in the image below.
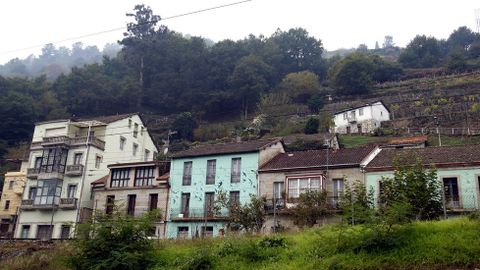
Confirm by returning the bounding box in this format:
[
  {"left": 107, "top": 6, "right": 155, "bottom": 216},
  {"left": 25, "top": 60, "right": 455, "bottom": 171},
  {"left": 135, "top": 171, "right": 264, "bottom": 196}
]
[{"left": 2, "top": 218, "right": 480, "bottom": 270}]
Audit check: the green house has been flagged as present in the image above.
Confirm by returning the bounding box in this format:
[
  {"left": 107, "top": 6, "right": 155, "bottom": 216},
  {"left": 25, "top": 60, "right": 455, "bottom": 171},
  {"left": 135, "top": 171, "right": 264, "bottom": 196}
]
[
  {"left": 166, "top": 139, "right": 284, "bottom": 238},
  {"left": 365, "top": 145, "right": 480, "bottom": 211}
]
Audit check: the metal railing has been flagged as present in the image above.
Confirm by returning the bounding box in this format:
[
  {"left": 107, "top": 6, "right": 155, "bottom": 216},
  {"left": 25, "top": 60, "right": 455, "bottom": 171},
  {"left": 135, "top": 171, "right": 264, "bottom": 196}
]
[
  {"left": 170, "top": 208, "right": 229, "bottom": 220},
  {"left": 65, "top": 164, "right": 84, "bottom": 176},
  {"left": 264, "top": 197, "right": 343, "bottom": 214},
  {"left": 40, "top": 136, "right": 105, "bottom": 150},
  {"left": 60, "top": 198, "right": 78, "bottom": 209}
]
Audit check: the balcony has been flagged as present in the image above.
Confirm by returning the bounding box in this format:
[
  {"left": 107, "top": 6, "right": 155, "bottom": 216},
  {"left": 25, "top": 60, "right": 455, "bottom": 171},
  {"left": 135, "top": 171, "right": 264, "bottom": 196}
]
[
  {"left": 39, "top": 136, "right": 105, "bottom": 150},
  {"left": 27, "top": 168, "right": 41, "bottom": 179},
  {"left": 20, "top": 199, "right": 58, "bottom": 211},
  {"left": 264, "top": 197, "right": 342, "bottom": 214},
  {"left": 170, "top": 208, "right": 229, "bottom": 222},
  {"left": 347, "top": 115, "right": 357, "bottom": 123},
  {"left": 65, "top": 164, "right": 84, "bottom": 176},
  {"left": 59, "top": 198, "right": 78, "bottom": 209}
]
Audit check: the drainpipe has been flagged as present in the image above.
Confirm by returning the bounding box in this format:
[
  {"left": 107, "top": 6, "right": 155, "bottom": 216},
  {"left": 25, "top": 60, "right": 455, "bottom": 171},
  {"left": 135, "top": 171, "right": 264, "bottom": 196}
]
[{"left": 74, "top": 121, "right": 93, "bottom": 233}]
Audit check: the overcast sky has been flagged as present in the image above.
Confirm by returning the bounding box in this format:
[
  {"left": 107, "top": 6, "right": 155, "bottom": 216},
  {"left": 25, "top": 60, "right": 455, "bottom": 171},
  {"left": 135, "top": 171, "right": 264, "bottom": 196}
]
[{"left": 0, "top": 0, "right": 479, "bottom": 64}]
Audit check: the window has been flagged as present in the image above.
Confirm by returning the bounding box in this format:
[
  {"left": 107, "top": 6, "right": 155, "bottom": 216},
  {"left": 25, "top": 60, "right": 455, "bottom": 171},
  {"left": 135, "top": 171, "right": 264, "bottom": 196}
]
[
  {"left": 36, "top": 225, "right": 53, "bottom": 241},
  {"left": 95, "top": 155, "right": 102, "bottom": 169},
  {"left": 67, "top": 184, "right": 77, "bottom": 198},
  {"left": 34, "top": 157, "right": 43, "bottom": 170},
  {"left": 177, "top": 227, "right": 189, "bottom": 239},
  {"left": 127, "top": 194, "right": 136, "bottom": 216},
  {"left": 40, "top": 148, "right": 68, "bottom": 173},
  {"left": 206, "top": 160, "right": 216, "bottom": 184},
  {"left": 21, "top": 225, "right": 30, "bottom": 239},
  {"left": 73, "top": 153, "right": 83, "bottom": 165},
  {"left": 133, "top": 143, "right": 138, "bottom": 156},
  {"left": 182, "top": 162, "right": 192, "bottom": 185},
  {"left": 204, "top": 192, "right": 215, "bottom": 217},
  {"left": 119, "top": 136, "right": 126, "bottom": 150},
  {"left": 149, "top": 194, "right": 158, "bottom": 211},
  {"left": 343, "top": 113, "right": 347, "bottom": 120},
  {"left": 201, "top": 226, "right": 213, "bottom": 238},
  {"left": 144, "top": 149, "right": 150, "bottom": 161},
  {"left": 34, "top": 179, "right": 61, "bottom": 205},
  {"left": 381, "top": 111, "right": 383, "bottom": 116},
  {"left": 351, "top": 111, "right": 356, "bottom": 118},
  {"left": 110, "top": 168, "right": 130, "bottom": 188},
  {"left": 133, "top": 123, "right": 139, "bottom": 138},
  {"left": 134, "top": 166, "right": 155, "bottom": 186},
  {"left": 332, "top": 179, "right": 344, "bottom": 205},
  {"left": 28, "top": 187, "right": 37, "bottom": 200},
  {"left": 106, "top": 195, "right": 115, "bottom": 215},
  {"left": 359, "top": 108, "right": 364, "bottom": 116},
  {"left": 288, "top": 177, "right": 322, "bottom": 199},
  {"left": 181, "top": 193, "right": 190, "bottom": 217},
  {"left": 60, "top": 225, "right": 70, "bottom": 239},
  {"left": 273, "top": 182, "right": 285, "bottom": 201},
  {"left": 443, "top": 177, "right": 460, "bottom": 208},
  {"left": 229, "top": 191, "right": 240, "bottom": 208},
  {"left": 8, "top": 181, "right": 13, "bottom": 190},
  {"left": 231, "top": 158, "right": 241, "bottom": 183},
  {"left": 128, "top": 119, "right": 132, "bottom": 128},
  {"left": 4, "top": 200, "right": 10, "bottom": 210},
  {"left": 141, "top": 126, "right": 144, "bottom": 136}
]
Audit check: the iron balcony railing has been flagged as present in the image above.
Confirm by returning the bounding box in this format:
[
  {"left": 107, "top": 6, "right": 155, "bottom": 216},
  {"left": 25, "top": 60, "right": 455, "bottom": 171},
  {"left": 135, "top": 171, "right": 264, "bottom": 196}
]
[
  {"left": 40, "top": 136, "right": 105, "bottom": 150},
  {"left": 59, "top": 198, "right": 78, "bottom": 209},
  {"left": 264, "top": 197, "right": 343, "bottom": 214},
  {"left": 170, "top": 208, "right": 229, "bottom": 221},
  {"left": 20, "top": 199, "right": 59, "bottom": 210},
  {"left": 65, "top": 164, "right": 84, "bottom": 176}
]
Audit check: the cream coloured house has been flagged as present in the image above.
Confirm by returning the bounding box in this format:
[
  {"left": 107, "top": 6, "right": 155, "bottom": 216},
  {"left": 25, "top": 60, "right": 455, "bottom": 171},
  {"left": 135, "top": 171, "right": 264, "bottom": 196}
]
[
  {"left": 16, "top": 113, "right": 158, "bottom": 239},
  {"left": 0, "top": 162, "right": 28, "bottom": 238},
  {"left": 333, "top": 101, "right": 390, "bottom": 134}
]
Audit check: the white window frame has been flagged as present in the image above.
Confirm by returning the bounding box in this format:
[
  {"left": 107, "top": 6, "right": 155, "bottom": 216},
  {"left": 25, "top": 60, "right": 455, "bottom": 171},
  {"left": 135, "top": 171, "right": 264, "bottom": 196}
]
[{"left": 287, "top": 176, "right": 323, "bottom": 199}]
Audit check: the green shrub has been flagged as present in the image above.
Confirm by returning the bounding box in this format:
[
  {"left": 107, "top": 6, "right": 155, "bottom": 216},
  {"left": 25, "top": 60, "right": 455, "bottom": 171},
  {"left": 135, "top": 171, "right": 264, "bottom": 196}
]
[
  {"left": 258, "top": 236, "right": 287, "bottom": 248},
  {"left": 180, "top": 248, "right": 215, "bottom": 270},
  {"left": 304, "top": 117, "right": 319, "bottom": 134},
  {"left": 67, "top": 207, "right": 161, "bottom": 270}
]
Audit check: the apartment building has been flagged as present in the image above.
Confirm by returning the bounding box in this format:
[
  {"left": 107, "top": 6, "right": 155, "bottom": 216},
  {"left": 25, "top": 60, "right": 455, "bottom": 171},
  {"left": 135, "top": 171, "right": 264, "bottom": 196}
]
[
  {"left": 91, "top": 161, "right": 170, "bottom": 238},
  {"left": 16, "top": 113, "right": 158, "bottom": 239},
  {"left": 167, "top": 139, "right": 284, "bottom": 239}
]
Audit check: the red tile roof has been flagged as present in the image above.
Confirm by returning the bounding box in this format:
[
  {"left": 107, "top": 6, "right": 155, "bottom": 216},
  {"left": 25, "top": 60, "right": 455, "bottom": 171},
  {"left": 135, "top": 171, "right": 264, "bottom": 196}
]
[
  {"left": 91, "top": 175, "right": 109, "bottom": 186},
  {"left": 77, "top": 113, "right": 137, "bottom": 124},
  {"left": 171, "top": 139, "right": 282, "bottom": 158},
  {"left": 158, "top": 172, "right": 169, "bottom": 180},
  {"left": 387, "top": 135, "right": 428, "bottom": 146},
  {"left": 259, "top": 146, "right": 376, "bottom": 172},
  {"left": 366, "top": 144, "right": 480, "bottom": 171}
]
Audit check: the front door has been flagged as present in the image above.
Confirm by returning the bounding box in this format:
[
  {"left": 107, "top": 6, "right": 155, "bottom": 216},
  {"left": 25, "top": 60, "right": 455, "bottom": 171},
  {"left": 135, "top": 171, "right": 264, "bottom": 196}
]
[
  {"left": 346, "top": 126, "right": 351, "bottom": 134},
  {"left": 357, "top": 124, "right": 362, "bottom": 134},
  {"left": 443, "top": 178, "right": 460, "bottom": 209}
]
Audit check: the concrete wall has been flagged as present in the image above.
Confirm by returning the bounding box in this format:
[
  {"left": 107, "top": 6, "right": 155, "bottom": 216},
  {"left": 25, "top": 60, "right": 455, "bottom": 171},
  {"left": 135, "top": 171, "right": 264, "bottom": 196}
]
[
  {"left": 167, "top": 152, "right": 260, "bottom": 238},
  {"left": 366, "top": 167, "right": 480, "bottom": 209}
]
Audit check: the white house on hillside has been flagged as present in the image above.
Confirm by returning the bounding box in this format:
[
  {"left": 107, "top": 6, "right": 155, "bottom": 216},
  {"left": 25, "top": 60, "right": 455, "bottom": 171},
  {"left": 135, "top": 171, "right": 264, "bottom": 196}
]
[
  {"left": 16, "top": 113, "right": 158, "bottom": 240},
  {"left": 332, "top": 101, "right": 390, "bottom": 134}
]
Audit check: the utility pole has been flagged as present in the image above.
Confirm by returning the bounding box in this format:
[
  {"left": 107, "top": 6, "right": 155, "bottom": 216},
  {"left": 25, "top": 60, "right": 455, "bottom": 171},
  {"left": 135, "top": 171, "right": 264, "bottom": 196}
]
[{"left": 434, "top": 116, "right": 442, "bottom": 146}]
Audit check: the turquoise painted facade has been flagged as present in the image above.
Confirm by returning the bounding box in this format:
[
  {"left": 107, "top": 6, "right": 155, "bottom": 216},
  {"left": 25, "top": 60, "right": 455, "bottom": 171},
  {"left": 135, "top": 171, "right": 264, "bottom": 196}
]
[
  {"left": 167, "top": 152, "right": 260, "bottom": 238},
  {"left": 366, "top": 167, "right": 480, "bottom": 210}
]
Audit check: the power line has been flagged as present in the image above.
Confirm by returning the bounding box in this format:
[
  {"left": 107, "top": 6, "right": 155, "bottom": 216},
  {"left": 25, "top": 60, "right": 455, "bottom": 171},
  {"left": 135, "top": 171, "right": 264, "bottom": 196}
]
[{"left": 0, "top": 0, "right": 253, "bottom": 56}]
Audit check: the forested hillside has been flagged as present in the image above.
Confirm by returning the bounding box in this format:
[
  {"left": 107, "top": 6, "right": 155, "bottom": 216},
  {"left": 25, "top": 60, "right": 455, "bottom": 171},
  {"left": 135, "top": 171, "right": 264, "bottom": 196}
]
[{"left": 1, "top": 4, "right": 480, "bottom": 156}]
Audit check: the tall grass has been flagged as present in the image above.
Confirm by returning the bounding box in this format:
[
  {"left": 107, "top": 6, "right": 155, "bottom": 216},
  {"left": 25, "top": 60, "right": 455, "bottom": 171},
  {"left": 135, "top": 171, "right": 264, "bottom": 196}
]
[{"left": 2, "top": 218, "right": 479, "bottom": 270}]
